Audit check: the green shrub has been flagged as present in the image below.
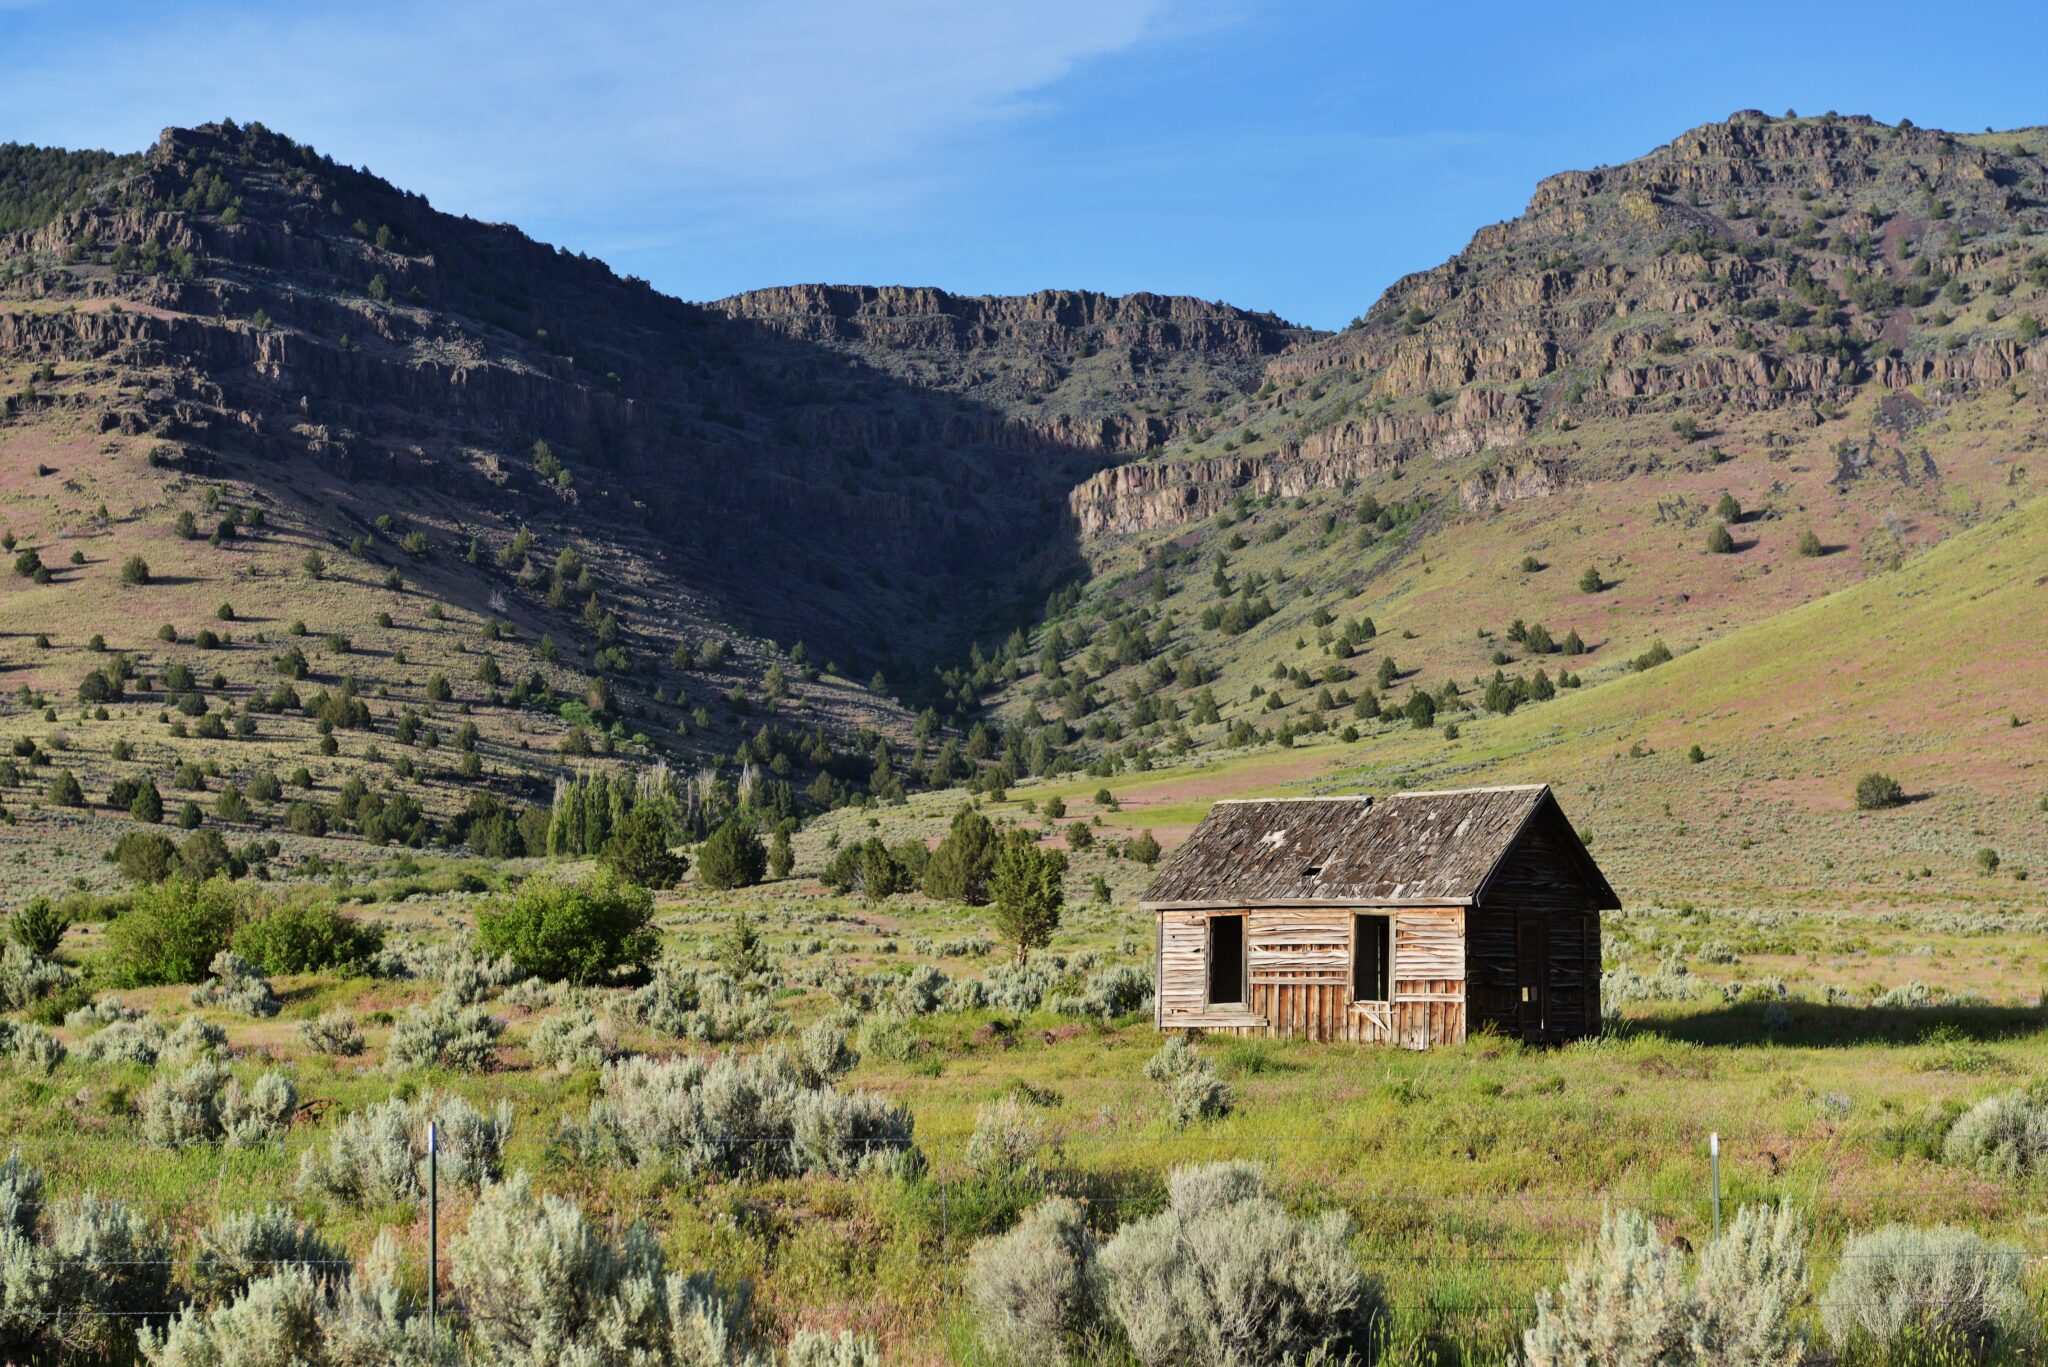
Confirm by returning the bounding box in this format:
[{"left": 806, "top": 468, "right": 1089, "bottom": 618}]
[
  {"left": 113, "top": 831, "right": 180, "bottom": 883},
  {"left": 598, "top": 805, "right": 687, "bottom": 889},
  {"left": 233, "top": 901, "right": 383, "bottom": 974},
  {"left": 696, "top": 818, "right": 766, "bottom": 891},
  {"left": 104, "top": 876, "right": 241, "bottom": 987},
  {"left": 1855, "top": 773, "right": 1906, "bottom": 810},
  {"left": 8, "top": 898, "right": 68, "bottom": 957},
  {"left": 475, "top": 870, "right": 655, "bottom": 984}
]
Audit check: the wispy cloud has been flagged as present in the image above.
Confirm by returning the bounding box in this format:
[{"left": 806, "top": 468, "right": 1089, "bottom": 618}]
[{"left": 0, "top": 0, "right": 1173, "bottom": 249}]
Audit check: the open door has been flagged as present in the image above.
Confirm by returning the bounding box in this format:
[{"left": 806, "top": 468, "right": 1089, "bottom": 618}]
[
  {"left": 1515, "top": 915, "right": 1549, "bottom": 1040},
  {"left": 1207, "top": 914, "right": 1245, "bottom": 1008}
]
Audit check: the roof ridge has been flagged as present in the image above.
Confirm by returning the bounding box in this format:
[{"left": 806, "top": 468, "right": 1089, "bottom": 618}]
[
  {"left": 1210, "top": 795, "right": 1373, "bottom": 804},
  {"left": 1388, "top": 784, "right": 1549, "bottom": 798}
]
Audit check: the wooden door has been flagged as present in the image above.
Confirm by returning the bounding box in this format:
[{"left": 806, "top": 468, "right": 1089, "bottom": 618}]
[{"left": 1515, "top": 915, "right": 1548, "bottom": 1040}]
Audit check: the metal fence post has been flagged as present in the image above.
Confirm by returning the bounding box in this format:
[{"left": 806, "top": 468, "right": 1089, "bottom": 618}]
[
  {"left": 428, "top": 1120, "right": 439, "bottom": 1340},
  {"left": 1708, "top": 1131, "right": 1721, "bottom": 1243}
]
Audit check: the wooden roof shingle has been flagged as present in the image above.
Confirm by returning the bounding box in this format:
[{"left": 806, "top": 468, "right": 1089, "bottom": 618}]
[{"left": 1139, "top": 784, "right": 1611, "bottom": 907}]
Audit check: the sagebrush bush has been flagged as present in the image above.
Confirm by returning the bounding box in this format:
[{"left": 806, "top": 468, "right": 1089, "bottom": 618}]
[
  {"left": 189, "top": 1204, "right": 348, "bottom": 1305},
  {"left": 0, "top": 944, "right": 75, "bottom": 1011},
  {"left": 162, "top": 1014, "right": 230, "bottom": 1067},
  {"left": 967, "top": 1196, "right": 1104, "bottom": 1367},
  {"left": 884, "top": 963, "right": 948, "bottom": 1017},
  {"left": 0, "top": 1019, "right": 64, "bottom": 1074},
  {"left": 232, "top": 900, "right": 384, "bottom": 974},
  {"left": 616, "top": 962, "right": 780, "bottom": 1042},
  {"left": 190, "top": 950, "right": 282, "bottom": 1017},
  {"left": 0, "top": 1184, "right": 173, "bottom": 1361},
  {"left": 1525, "top": 1207, "right": 1687, "bottom": 1366},
  {"left": 561, "top": 1050, "right": 919, "bottom": 1181},
  {"left": 475, "top": 869, "right": 656, "bottom": 985},
  {"left": 1098, "top": 1161, "right": 1380, "bottom": 1367},
  {"left": 386, "top": 995, "right": 504, "bottom": 1071},
  {"left": 297, "top": 1009, "right": 366, "bottom": 1057},
  {"left": 297, "top": 1091, "right": 511, "bottom": 1205},
  {"left": 1055, "top": 964, "right": 1152, "bottom": 1021},
  {"left": 0, "top": 1148, "right": 43, "bottom": 1237},
  {"left": 1820, "top": 1224, "right": 2026, "bottom": 1351},
  {"left": 1141, "top": 1037, "right": 1231, "bottom": 1127},
  {"left": 1941, "top": 1090, "right": 2048, "bottom": 1178},
  {"left": 527, "top": 1007, "right": 618, "bottom": 1071},
  {"left": 965, "top": 1095, "right": 1057, "bottom": 1188},
  {"left": 66, "top": 995, "right": 144, "bottom": 1029},
  {"left": 450, "top": 1171, "right": 770, "bottom": 1367},
  {"left": 785, "top": 1329, "right": 884, "bottom": 1366},
  {"left": 1689, "top": 1203, "right": 1810, "bottom": 1366},
  {"left": 139, "top": 1061, "right": 297, "bottom": 1149},
  {"left": 139, "top": 1231, "right": 444, "bottom": 1365},
  {"left": 797, "top": 1018, "right": 858, "bottom": 1084},
  {"left": 105, "top": 875, "right": 242, "bottom": 987},
  {"left": 76, "top": 1016, "right": 170, "bottom": 1065},
  {"left": 373, "top": 937, "right": 524, "bottom": 1002}
]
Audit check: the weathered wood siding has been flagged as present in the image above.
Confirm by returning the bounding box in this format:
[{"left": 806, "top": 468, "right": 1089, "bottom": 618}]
[
  {"left": 1156, "top": 907, "right": 1465, "bottom": 1047},
  {"left": 1466, "top": 805, "right": 1607, "bottom": 1042}
]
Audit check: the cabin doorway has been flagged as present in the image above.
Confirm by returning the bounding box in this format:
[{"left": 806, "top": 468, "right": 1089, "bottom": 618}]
[
  {"left": 1351, "top": 914, "right": 1390, "bottom": 1002},
  {"left": 1516, "top": 916, "right": 1549, "bottom": 1038},
  {"left": 1207, "top": 914, "right": 1245, "bottom": 1007}
]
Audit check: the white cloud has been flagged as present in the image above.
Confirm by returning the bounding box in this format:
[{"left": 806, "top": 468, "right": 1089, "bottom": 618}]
[{"left": 0, "top": 0, "right": 1174, "bottom": 237}]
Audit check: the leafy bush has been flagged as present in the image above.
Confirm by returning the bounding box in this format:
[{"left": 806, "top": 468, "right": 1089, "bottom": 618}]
[
  {"left": 450, "top": 1170, "right": 768, "bottom": 1367},
  {"left": 105, "top": 875, "right": 241, "bottom": 987},
  {"left": 386, "top": 996, "right": 504, "bottom": 1071},
  {"left": 189, "top": 950, "right": 281, "bottom": 1017},
  {"left": 297, "top": 1091, "right": 511, "bottom": 1205},
  {"left": 475, "top": 870, "right": 655, "bottom": 985},
  {"left": 298, "top": 1009, "right": 366, "bottom": 1057},
  {"left": 233, "top": 901, "right": 383, "bottom": 974},
  {"left": 1819, "top": 1225, "right": 2025, "bottom": 1352},
  {"left": 1855, "top": 773, "right": 1906, "bottom": 810},
  {"left": 967, "top": 1196, "right": 1104, "bottom": 1367},
  {"left": 561, "top": 1050, "right": 919, "bottom": 1181},
  {"left": 1097, "top": 1162, "right": 1380, "bottom": 1366},
  {"left": 139, "top": 1060, "right": 296, "bottom": 1149},
  {"left": 1941, "top": 1091, "right": 2048, "bottom": 1178}
]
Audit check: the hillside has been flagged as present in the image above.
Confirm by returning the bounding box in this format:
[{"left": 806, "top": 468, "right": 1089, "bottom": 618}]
[
  {"left": 963, "top": 486, "right": 2048, "bottom": 909},
  {"left": 978, "top": 112, "right": 2048, "bottom": 785},
  {"left": 0, "top": 111, "right": 2045, "bottom": 887}
]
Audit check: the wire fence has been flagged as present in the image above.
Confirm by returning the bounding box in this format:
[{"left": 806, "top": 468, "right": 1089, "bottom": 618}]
[{"left": 8, "top": 1121, "right": 2045, "bottom": 1356}]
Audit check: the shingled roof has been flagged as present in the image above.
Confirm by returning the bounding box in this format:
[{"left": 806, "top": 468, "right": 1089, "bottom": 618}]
[{"left": 1139, "top": 784, "right": 1614, "bottom": 907}]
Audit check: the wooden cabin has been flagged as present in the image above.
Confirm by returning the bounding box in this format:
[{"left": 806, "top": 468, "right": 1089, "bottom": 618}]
[{"left": 1141, "top": 785, "right": 1617, "bottom": 1048}]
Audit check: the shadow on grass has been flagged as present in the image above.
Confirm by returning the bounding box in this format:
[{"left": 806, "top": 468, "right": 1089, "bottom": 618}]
[{"left": 1627, "top": 1000, "right": 2048, "bottom": 1049}]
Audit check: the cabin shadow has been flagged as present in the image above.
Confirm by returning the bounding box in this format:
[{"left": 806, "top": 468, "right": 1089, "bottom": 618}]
[{"left": 1625, "top": 1000, "right": 2048, "bottom": 1049}]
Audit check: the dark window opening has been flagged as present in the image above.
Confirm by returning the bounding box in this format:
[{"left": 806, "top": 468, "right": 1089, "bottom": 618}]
[
  {"left": 1352, "top": 914, "right": 1390, "bottom": 1002},
  {"left": 1208, "top": 914, "right": 1245, "bottom": 1007}
]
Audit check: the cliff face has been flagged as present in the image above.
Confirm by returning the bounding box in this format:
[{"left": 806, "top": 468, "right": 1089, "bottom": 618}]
[
  {"left": 0, "top": 125, "right": 1322, "bottom": 667},
  {"left": 717, "top": 283, "right": 1318, "bottom": 455},
  {"left": 1064, "top": 112, "right": 2048, "bottom": 538}
]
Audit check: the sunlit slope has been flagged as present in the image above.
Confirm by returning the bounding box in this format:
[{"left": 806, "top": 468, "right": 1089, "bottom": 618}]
[{"left": 1003, "top": 493, "right": 2048, "bottom": 907}]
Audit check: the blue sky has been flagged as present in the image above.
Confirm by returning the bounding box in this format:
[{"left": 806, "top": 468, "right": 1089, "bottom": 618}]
[{"left": 3, "top": 0, "right": 2044, "bottom": 329}]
